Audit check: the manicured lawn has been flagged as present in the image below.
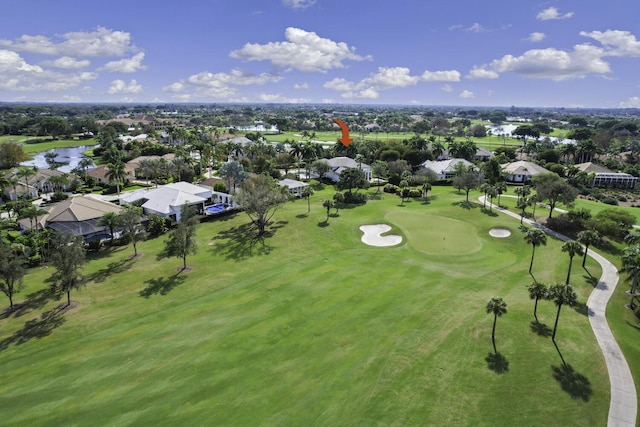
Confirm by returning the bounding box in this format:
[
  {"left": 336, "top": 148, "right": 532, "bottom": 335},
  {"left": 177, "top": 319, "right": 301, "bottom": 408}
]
[
  {"left": 0, "top": 186, "right": 610, "bottom": 425},
  {"left": 0, "top": 135, "right": 98, "bottom": 157}
]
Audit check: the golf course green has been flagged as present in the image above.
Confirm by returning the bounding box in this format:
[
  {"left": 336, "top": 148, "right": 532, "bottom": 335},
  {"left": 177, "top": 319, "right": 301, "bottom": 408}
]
[{"left": 0, "top": 186, "right": 610, "bottom": 425}]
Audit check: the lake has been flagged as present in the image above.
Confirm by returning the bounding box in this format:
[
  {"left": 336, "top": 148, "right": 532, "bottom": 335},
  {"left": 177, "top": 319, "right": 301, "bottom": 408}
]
[{"left": 20, "top": 145, "right": 97, "bottom": 173}]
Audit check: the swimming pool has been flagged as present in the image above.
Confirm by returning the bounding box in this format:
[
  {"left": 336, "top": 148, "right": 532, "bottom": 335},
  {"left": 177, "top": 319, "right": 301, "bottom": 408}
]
[{"left": 205, "top": 203, "right": 229, "bottom": 214}]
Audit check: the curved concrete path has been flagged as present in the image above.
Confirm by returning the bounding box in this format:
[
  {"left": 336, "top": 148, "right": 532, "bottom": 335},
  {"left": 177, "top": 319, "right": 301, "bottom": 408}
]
[{"left": 479, "top": 196, "right": 637, "bottom": 426}]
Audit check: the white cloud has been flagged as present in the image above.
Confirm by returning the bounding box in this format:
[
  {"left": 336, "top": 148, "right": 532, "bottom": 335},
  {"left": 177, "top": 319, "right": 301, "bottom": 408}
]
[
  {"left": 229, "top": 27, "right": 372, "bottom": 72},
  {"left": 163, "top": 69, "right": 281, "bottom": 100},
  {"left": 581, "top": 30, "right": 640, "bottom": 57},
  {"left": 293, "top": 82, "right": 309, "bottom": 89},
  {"left": 45, "top": 56, "right": 91, "bottom": 69},
  {"left": 101, "top": 52, "right": 146, "bottom": 73},
  {"left": 469, "top": 44, "right": 610, "bottom": 80},
  {"left": 421, "top": 70, "right": 461, "bottom": 82},
  {"left": 324, "top": 66, "right": 461, "bottom": 99},
  {"left": 162, "top": 81, "right": 185, "bottom": 93},
  {"left": 527, "top": 32, "right": 546, "bottom": 42},
  {"left": 0, "top": 27, "right": 136, "bottom": 57},
  {"left": 620, "top": 96, "right": 640, "bottom": 108},
  {"left": 107, "top": 79, "right": 142, "bottom": 94},
  {"left": 536, "top": 7, "right": 574, "bottom": 20},
  {"left": 466, "top": 66, "right": 499, "bottom": 79},
  {"left": 441, "top": 84, "right": 454, "bottom": 92},
  {"left": 467, "top": 23, "right": 486, "bottom": 33},
  {"left": 282, "top": 0, "right": 315, "bottom": 9},
  {"left": 0, "top": 49, "right": 97, "bottom": 91},
  {"left": 459, "top": 90, "right": 475, "bottom": 99},
  {"left": 257, "top": 93, "right": 310, "bottom": 103}
]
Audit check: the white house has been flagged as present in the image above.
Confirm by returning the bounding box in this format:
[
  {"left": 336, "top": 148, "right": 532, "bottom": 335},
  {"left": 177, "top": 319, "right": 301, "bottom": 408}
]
[
  {"left": 421, "top": 158, "right": 476, "bottom": 180},
  {"left": 278, "top": 178, "right": 309, "bottom": 197},
  {"left": 323, "top": 157, "right": 372, "bottom": 182},
  {"left": 119, "top": 182, "right": 212, "bottom": 222},
  {"left": 501, "top": 160, "right": 550, "bottom": 183}
]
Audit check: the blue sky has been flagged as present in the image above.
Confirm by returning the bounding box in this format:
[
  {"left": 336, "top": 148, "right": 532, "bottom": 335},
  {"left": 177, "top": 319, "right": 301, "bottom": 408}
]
[{"left": 1, "top": 0, "right": 640, "bottom": 108}]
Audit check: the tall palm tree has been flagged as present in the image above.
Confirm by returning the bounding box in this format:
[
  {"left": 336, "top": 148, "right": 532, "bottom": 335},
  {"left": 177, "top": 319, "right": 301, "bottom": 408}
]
[
  {"left": 16, "top": 166, "right": 37, "bottom": 198},
  {"left": 7, "top": 176, "right": 19, "bottom": 202},
  {"left": 480, "top": 182, "right": 491, "bottom": 209},
  {"left": 621, "top": 244, "right": 640, "bottom": 306},
  {"left": 577, "top": 230, "right": 600, "bottom": 268},
  {"left": 524, "top": 228, "right": 547, "bottom": 274},
  {"left": 561, "top": 241, "right": 584, "bottom": 285},
  {"left": 486, "top": 297, "right": 507, "bottom": 354},
  {"left": 548, "top": 283, "right": 578, "bottom": 341},
  {"left": 106, "top": 160, "right": 127, "bottom": 197},
  {"left": 527, "top": 281, "right": 548, "bottom": 321},
  {"left": 495, "top": 181, "right": 507, "bottom": 206},
  {"left": 97, "top": 212, "right": 122, "bottom": 244},
  {"left": 77, "top": 157, "right": 94, "bottom": 182}
]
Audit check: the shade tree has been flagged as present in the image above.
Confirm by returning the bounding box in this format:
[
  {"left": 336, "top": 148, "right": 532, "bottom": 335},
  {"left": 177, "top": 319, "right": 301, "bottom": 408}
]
[
  {"left": 527, "top": 281, "right": 549, "bottom": 322},
  {"left": 236, "top": 175, "right": 290, "bottom": 236},
  {"left": 0, "top": 237, "right": 28, "bottom": 309},
  {"left": 165, "top": 205, "right": 198, "bottom": 271},
  {"left": 50, "top": 232, "right": 87, "bottom": 306}
]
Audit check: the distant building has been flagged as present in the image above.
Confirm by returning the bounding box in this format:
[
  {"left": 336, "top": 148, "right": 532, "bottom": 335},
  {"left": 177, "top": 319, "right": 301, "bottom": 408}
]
[
  {"left": 323, "top": 157, "right": 372, "bottom": 182},
  {"left": 421, "top": 158, "right": 476, "bottom": 180},
  {"left": 575, "top": 162, "right": 638, "bottom": 189},
  {"left": 278, "top": 179, "right": 309, "bottom": 197},
  {"left": 501, "top": 161, "right": 550, "bottom": 183}
]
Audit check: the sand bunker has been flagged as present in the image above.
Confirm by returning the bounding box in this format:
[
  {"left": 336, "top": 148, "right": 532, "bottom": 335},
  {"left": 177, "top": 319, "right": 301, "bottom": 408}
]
[
  {"left": 360, "top": 224, "right": 402, "bottom": 247},
  {"left": 489, "top": 228, "right": 511, "bottom": 238}
]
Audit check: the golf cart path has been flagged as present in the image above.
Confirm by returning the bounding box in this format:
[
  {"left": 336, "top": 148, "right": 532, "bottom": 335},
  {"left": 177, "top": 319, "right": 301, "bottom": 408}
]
[{"left": 480, "top": 195, "right": 637, "bottom": 426}]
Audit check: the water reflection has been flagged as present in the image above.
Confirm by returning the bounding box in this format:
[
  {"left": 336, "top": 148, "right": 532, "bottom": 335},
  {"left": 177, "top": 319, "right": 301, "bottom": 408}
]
[{"left": 20, "top": 145, "right": 97, "bottom": 173}]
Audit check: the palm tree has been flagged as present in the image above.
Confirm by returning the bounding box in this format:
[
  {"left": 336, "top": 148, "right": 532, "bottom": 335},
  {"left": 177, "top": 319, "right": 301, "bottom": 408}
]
[
  {"left": 577, "top": 230, "right": 600, "bottom": 268},
  {"left": 621, "top": 244, "right": 640, "bottom": 307},
  {"left": 495, "top": 181, "right": 507, "bottom": 206},
  {"left": 97, "top": 212, "right": 122, "bottom": 244},
  {"left": 561, "top": 241, "right": 584, "bottom": 285},
  {"left": 301, "top": 186, "right": 314, "bottom": 213},
  {"left": 7, "top": 176, "right": 19, "bottom": 202},
  {"left": 77, "top": 157, "right": 94, "bottom": 183},
  {"left": 548, "top": 283, "right": 578, "bottom": 341},
  {"left": 322, "top": 199, "right": 334, "bottom": 222},
  {"left": 524, "top": 228, "right": 547, "bottom": 274},
  {"left": 16, "top": 166, "right": 37, "bottom": 198},
  {"left": 487, "top": 185, "right": 498, "bottom": 212},
  {"left": 480, "top": 182, "right": 491, "bottom": 209},
  {"left": 527, "top": 281, "right": 548, "bottom": 321},
  {"left": 486, "top": 297, "right": 507, "bottom": 354},
  {"left": 106, "top": 160, "right": 127, "bottom": 197}
]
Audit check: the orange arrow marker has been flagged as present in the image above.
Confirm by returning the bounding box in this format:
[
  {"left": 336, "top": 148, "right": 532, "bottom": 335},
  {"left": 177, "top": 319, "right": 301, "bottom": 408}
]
[{"left": 333, "top": 118, "right": 353, "bottom": 147}]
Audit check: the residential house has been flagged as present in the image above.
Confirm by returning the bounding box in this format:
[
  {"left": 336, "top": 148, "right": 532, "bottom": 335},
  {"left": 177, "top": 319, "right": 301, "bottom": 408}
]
[
  {"left": 421, "top": 158, "right": 476, "bottom": 180},
  {"left": 501, "top": 160, "right": 550, "bottom": 183},
  {"left": 278, "top": 179, "right": 309, "bottom": 197},
  {"left": 575, "top": 162, "right": 638, "bottom": 189},
  {"left": 18, "top": 195, "right": 123, "bottom": 240},
  {"left": 119, "top": 181, "right": 212, "bottom": 222},
  {"left": 323, "top": 157, "right": 372, "bottom": 182},
  {"left": 3, "top": 169, "right": 72, "bottom": 201}
]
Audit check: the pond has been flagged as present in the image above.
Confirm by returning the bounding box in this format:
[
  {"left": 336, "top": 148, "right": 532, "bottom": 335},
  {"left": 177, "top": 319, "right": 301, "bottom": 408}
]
[{"left": 20, "top": 145, "right": 97, "bottom": 173}]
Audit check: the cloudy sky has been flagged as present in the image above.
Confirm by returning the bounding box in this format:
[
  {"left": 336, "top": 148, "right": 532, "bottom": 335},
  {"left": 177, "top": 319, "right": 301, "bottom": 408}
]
[{"left": 2, "top": 0, "right": 640, "bottom": 107}]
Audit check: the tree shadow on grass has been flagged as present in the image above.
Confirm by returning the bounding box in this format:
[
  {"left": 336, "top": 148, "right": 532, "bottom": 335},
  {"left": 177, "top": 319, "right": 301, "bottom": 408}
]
[
  {"left": 452, "top": 201, "right": 479, "bottom": 210},
  {"left": 573, "top": 301, "right": 591, "bottom": 317},
  {"left": 317, "top": 220, "right": 329, "bottom": 227},
  {"left": 210, "top": 222, "right": 274, "bottom": 262},
  {"left": 421, "top": 195, "right": 437, "bottom": 205},
  {"left": 139, "top": 274, "right": 186, "bottom": 298},
  {"left": 582, "top": 273, "right": 600, "bottom": 288},
  {"left": 0, "top": 307, "right": 66, "bottom": 351},
  {"left": 481, "top": 209, "right": 499, "bottom": 217},
  {"left": 530, "top": 320, "right": 552, "bottom": 337},
  {"left": 0, "top": 287, "right": 57, "bottom": 320},
  {"left": 551, "top": 363, "right": 592, "bottom": 401},
  {"left": 296, "top": 213, "right": 309, "bottom": 218},
  {"left": 87, "top": 257, "right": 135, "bottom": 284},
  {"left": 485, "top": 352, "right": 509, "bottom": 374}
]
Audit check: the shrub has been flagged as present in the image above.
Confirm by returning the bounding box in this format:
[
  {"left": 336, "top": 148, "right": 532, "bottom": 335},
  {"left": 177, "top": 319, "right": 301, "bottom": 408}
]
[
  {"left": 342, "top": 191, "right": 367, "bottom": 204},
  {"left": 602, "top": 196, "right": 618, "bottom": 205},
  {"left": 383, "top": 184, "right": 398, "bottom": 194},
  {"left": 213, "top": 182, "right": 228, "bottom": 193},
  {"left": 50, "top": 191, "right": 68, "bottom": 202},
  {"left": 146, "top": 214, "right": 168, "bottom": 236},
  {"left": 408, "top": 189, "right": 422, "bottom": 198}
]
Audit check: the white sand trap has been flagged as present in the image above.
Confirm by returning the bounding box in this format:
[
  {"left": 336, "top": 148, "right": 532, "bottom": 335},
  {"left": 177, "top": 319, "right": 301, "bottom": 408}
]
[
  {"left": 360, "top": 224, "right": 402, "bottom": 247},
  {"left": 489, "top": 228, "right": 511, "bottom": 238}
]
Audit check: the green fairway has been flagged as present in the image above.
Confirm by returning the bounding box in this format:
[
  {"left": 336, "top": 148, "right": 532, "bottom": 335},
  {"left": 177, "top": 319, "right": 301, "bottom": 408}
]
[{"left": 0, "top": 186, "right": 611, "bottom": 425}]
